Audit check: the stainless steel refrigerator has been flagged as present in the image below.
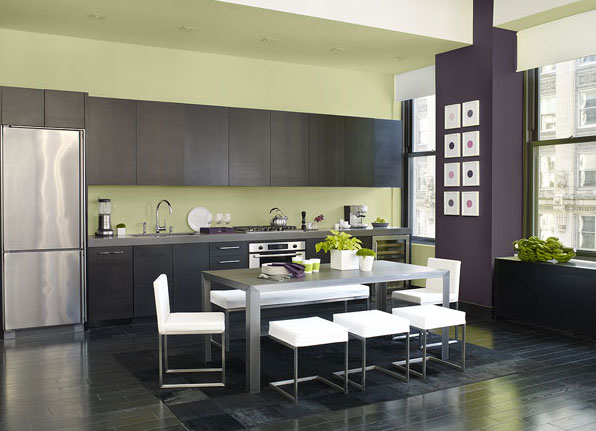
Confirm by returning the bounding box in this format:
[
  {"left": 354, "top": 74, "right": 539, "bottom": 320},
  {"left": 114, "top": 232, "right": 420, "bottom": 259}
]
[{"left": 1, "top": 126, "right": 85, "bottom": 333}]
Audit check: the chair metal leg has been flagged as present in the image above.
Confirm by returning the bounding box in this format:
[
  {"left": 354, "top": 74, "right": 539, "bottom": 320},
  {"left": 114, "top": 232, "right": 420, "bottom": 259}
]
[
  {"left": 344, "top": 300, "right": 348, "bottom": 313},
  {"left": 461, "top": 324, "right": 466, "bottom": 370},
  {"left": 361, "top": 338, "right": 366, "bottom": 390},
  {"left": 164, "top": 335, "right": 169, "bottom": 371},
  {"left": 225, "top": 311, "right": 230, "bottom": 352},
  {"left": 158, "top": 335, "right": 164, "bottom": 387},
  {"left": 422, "top": 330, "right": 427, "bottom": 380},
  {"left": 222, "top": 330, "right": 226, "bottom": 385},
  {"left": 294, "top": 347, "right": 299, "bottom": 401}
]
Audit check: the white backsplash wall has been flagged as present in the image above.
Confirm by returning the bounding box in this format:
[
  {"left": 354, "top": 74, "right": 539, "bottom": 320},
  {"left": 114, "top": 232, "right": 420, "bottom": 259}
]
[{"left": 87, "top": 186, "right": 399, "bottom": 235}]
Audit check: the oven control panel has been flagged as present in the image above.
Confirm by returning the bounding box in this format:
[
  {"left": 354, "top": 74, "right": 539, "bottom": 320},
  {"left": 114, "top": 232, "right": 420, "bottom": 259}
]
[{"left": 249, "top": 241, "right": 306, "bottom": 253}]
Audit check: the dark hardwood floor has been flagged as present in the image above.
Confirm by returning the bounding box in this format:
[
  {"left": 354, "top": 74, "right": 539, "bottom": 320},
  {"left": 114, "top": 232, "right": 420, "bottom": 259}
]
[{"left": 2, "top": 315, "right": 596, "bottom": 431}]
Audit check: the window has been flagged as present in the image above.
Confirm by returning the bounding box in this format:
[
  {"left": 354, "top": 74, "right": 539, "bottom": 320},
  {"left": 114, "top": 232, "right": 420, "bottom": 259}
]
[
  {"left": 579, "top": 89, "right": 596, "bottom": 128},
  {"left": 405, "top": 95, "right": 436, "bottom": 240},
  {"left": 579, "top": 152, "right": 596, "bottom": 187},
  {"left": 528, "top": 54, "right": 596, "bottom": 256},
  {"left": 539, "top": 154, "right": 556, "bottom": 189},
  {"left": 578, "top": 216, "right": 595, "bottom": 250}
]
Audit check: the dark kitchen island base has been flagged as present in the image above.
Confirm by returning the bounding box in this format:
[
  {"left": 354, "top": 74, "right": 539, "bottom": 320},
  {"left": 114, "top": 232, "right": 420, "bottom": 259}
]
[{"left": 494, "top": 257, "right": 596, "bottom": 338}]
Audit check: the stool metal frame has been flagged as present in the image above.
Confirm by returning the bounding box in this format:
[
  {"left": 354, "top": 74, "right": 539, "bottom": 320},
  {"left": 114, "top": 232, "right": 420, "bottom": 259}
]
[
  {"left": 334, "top": 332, "right": 410, "bottom": 391},
  {"left": 393, "top": 324, "right": 465, "bottom": 380},
  {"left": 158, "top": 332, "right": 225, "bottom": 389},
  {"left": 268, "top": 335, "right": 348, "bottom": 403}
]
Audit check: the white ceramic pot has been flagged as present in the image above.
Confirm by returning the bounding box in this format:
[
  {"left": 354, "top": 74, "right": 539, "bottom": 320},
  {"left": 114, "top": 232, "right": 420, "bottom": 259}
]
[
  {"left": 330, "top": 250, "right": 359, "bottom": 270},
  {"left": 116, "top": 227, "right": 126, "bottom": 237},
  {"left": 359, "top": 255, "right": 374, "bottom": 272}
]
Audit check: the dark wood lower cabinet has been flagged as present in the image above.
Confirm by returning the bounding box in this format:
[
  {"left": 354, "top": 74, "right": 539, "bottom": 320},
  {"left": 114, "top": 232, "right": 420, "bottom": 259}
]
[
  {"left": 172, "top": 243, "right": 209, "bottom": 312},
  {"left": 87, "top": 247, "right": 133, "bottom": 325},
  {"left": 133, "top": 245, "right": 173, "bottom": 318}
]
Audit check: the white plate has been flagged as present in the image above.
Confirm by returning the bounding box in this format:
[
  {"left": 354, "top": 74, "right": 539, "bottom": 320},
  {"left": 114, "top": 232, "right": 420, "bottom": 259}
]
[{"left": 187, "top": 207, "right": 212, "bottom": 232}]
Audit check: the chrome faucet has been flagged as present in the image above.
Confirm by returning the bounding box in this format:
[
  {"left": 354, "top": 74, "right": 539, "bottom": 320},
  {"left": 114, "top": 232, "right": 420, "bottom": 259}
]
[{"left": 156, "top": 199, "right": 173, "bottom": 234}]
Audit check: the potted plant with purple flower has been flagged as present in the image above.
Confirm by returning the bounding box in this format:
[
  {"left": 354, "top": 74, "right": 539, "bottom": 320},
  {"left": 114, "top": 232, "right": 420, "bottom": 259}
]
[{"left": 309, "top": 214, "right": 324, "bottom": 230}]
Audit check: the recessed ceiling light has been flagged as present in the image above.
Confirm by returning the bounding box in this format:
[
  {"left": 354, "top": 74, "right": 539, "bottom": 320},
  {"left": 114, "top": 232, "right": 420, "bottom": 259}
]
[
  {"left": 88, "top": 12, "right": 106, "bottom": 21},
  {"left": 330, "top": 47, "right": 347, "bottom": 53},
  {"left": 178, "top": 26, "right": 195, "bottom": 32},
  {"left": 260, "top": 37, "right": 278, "bottom": 43}
]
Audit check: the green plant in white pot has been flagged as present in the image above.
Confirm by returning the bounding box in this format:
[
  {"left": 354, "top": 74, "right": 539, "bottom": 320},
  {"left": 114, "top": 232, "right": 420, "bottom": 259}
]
[
  {"left": 315, "top": 230, "right": 362, "bottom": 270},
  {"left": 356, "top": 248, "right": 376, "bottom": 271}
]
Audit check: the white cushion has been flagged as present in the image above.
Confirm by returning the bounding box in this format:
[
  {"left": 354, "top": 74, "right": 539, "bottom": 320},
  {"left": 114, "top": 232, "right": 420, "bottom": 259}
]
[
  {"left": 392, "top": 289, "right": 458, "bottom": 305},
  {"left": 392, "top": 305, "right": 465, "bottom": 330},
  {"left": 210, "top": 285, "right": 369, "bottom": 310},
  {"left": 333, "top": 310, "right": 410, "bottom": 338},
  {"left": 269, "top": 317, "right": 348, "bottom": 347},
  {"left": 161, "top": 312, "right": 225, "bottom": 335}
]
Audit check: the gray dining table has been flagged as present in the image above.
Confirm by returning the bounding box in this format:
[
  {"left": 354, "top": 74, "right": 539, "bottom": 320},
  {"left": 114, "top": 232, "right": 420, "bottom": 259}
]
[{"left": 201, "top": 260, "right": 450, "bottom": 393}]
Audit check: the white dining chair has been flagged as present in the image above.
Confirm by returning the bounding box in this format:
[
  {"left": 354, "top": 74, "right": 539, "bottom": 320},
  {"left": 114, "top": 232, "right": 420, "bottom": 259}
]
[{"left": 153, "top": 274, "right": 225, "bottom": 388}]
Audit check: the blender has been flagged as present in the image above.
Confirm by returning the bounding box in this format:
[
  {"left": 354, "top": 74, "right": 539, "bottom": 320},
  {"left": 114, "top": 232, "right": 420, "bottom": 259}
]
[{"left": 95, "top": 198, "right": 114, "bottom": 237}]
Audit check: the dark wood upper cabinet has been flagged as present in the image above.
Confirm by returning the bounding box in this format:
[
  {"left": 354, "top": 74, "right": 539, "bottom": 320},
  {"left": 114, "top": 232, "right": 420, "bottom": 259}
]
[
  {"left": 133, "top": 245, "right": 173, "bottom": 318},
  {"left": 271, "top": 111, "right": 309, "bottom": 186},
  {"left": 1, "top": 87, "right": 44, "bottom": 126},
  {"left": 344, "top": 117, "right": 375, "bottom": 187},
  {"left": 137, "top": 101, "right": 186, "bottom": 185},
  {"left": 373, "top": 119, "right": 402, "bottom": 187},
  {"left": 86, "top": 97, "right": 137, "bottom": 185},
  {"left": 309, "top": 114, "right": 344, "bottom": 186},
  {"left": 45, "top": 90, "right": 85, "bottom": 128},
  {"left": 344, "top": 117, "right": 402, "bottom": 187},
  {"left": 228, "top": 108, "right": 271, "bottom": 186},
  {"left": 183, "top": 104, "right": 229, "bottom": 186}
]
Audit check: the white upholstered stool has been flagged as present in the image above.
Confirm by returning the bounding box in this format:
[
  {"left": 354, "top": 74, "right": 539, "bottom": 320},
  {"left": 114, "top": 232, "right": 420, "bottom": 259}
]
[
  {"left": 332, "top": 310, "right": 410, "bottom": 390},
  {"left": 392, "top": 305, "right": 466, "bottom": 380},
  {"left": 154, "top": 274, "right": 226, "bottom": 388},
  {"left": 268, "top": 317, "right": 348, "bottom": 403}
]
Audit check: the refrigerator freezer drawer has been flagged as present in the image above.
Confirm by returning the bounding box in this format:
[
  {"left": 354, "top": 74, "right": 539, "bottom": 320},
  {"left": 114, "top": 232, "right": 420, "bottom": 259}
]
[{"left": 4, "top": 250, "right": 82, "bottom": 330}]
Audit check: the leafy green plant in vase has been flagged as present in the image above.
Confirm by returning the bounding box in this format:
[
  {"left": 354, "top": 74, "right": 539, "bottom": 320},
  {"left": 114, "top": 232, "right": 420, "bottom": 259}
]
[
  {"left": 356, "top": 248, "right": 376, "bottom": 271},
  {"left": 116, "top": 223, "right": 126, "bottom": 237},
  {"left": 315, "top": 230, "right": 362, "bottom": 270}
]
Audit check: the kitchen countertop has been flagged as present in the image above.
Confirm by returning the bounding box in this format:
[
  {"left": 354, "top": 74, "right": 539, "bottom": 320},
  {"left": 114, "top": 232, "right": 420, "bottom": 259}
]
[{"left": 88, "top": 227, "right": 411, "bottom": 248}]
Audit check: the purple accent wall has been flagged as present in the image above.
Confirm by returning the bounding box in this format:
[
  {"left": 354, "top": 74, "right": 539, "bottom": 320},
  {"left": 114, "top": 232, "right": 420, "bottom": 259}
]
[{"left": 435, "top": 0, "right": 523, "bottom": 307}]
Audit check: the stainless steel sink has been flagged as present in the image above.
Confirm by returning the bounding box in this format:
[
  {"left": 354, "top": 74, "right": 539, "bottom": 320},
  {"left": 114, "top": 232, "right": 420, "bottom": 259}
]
[{"left": 128, "top": 232, "right": 199, "bottom": 238}]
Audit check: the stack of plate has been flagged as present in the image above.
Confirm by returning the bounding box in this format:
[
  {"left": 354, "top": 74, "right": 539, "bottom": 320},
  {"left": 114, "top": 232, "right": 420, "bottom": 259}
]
[{"left": 261, "top": 264, "right": 290, "bottom": 276}]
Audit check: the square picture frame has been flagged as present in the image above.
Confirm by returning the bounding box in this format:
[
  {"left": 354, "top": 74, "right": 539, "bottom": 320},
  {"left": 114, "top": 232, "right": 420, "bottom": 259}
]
[
  {"left": 462, "top": 130, "right": 480, "bottom": 157},
  {"left": 444, "top": 192, "right": 460, "bottom": 216},
  {"left": 444, "top": 162, "right": 460, "bottom": 187},
  {"left": 462, "top": 161, "right": 480, "bottom": 186},
  {"left": 462, "top": 191, "right": 480, "bottom": 216},
  {"left": 444, "top": 104, "right": 461, "bottom": 129},
  {"left": 462, "top": 100, "right": 480, "bottom": 127},
  {"left": 444, "top": 133, "right": 461, "bottom": 158}
]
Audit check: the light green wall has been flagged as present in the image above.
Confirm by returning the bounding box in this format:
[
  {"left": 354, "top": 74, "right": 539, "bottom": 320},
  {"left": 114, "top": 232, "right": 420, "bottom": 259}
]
[
  {"left": 411, "top": 243, "right": 436, "bottom": 286},
  {"left": 0, "top": 28, "right": 402, "bottom": 235},
  {"left": 0, "top": 28, "right": 396, "bottom": 119},
  {"left": 88, "top": 186, "right": 399, "bottom": 235}
]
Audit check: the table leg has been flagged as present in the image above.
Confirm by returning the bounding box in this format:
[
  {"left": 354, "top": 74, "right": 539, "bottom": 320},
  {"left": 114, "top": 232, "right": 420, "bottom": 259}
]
[
  {"left": 441, "top": 272, "right": 450, "bottom": 360},
  {"left": 375, "top": 283, "right": 387, "bottom": 312},
  {"left": 246, "top": 288, "right": 261, "bottom": 393},
  {"left": 201, "top": 275, "right": 212, "bottom": 363}
]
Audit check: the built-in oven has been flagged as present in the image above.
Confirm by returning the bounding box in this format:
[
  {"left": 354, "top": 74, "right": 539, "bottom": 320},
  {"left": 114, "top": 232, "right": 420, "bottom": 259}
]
[{"left": 249, "top": 241, "right": 306, "bottom": 268}]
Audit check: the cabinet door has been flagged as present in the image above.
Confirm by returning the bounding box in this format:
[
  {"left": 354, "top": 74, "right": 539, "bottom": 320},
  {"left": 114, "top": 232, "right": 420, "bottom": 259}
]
[
  {"left": 271, "top": 111, "right": 309, "bottom": 186},
  {"left": 305, "top": 238, "right": 330, "bottom": 264},
  {"left": 172, "top": 243, "right": 209, "bottom": 312},
  {"left": 87, "top": 247, "right": 133, "bottom": 325},
  {"left": 373, "top": 119, "right": 402, "bottom": 187},
  {"left": 133, "top": 245, "right": 173, "bottom": 317},
  {"left": 1, "top": 87, "right": 44, "bottom": 126},
  {"left": 184, "top": 105, "right": 229, "bottom": 186},
  {"left": 45, "top": 90, "right": 85, "bottom": 128},
  {"left": 209, "top": 254, "right": 249, "bottom": 270},
  {"left": 137, "top": 101, "right": 185, "bottom": 185},
  {"left": 86, "top": 97, "right": 137, "bottom": 185},
  {"left": 228, "top": 108, "right": 271, "bottom": 186},
  {"left": 344, "top": 117, "right": 374, "bottom": 187},
  {"left": 309, "top": 114, "right": 344, "bottom": 186}
]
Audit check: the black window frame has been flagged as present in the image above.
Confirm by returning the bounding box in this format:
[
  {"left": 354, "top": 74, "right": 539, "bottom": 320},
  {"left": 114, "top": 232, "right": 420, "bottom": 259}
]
[
  {"left": 523, "top": 68, "right": 596, "bottom": 259},
  {"left": 402, "top": 99, "right": 436, "bottom": 245}
]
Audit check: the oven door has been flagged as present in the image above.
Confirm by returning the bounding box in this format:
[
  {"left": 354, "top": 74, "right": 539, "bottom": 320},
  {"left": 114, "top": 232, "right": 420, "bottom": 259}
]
[{"left": 249, "top": 250, "right": 306, "bottom": 268}]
